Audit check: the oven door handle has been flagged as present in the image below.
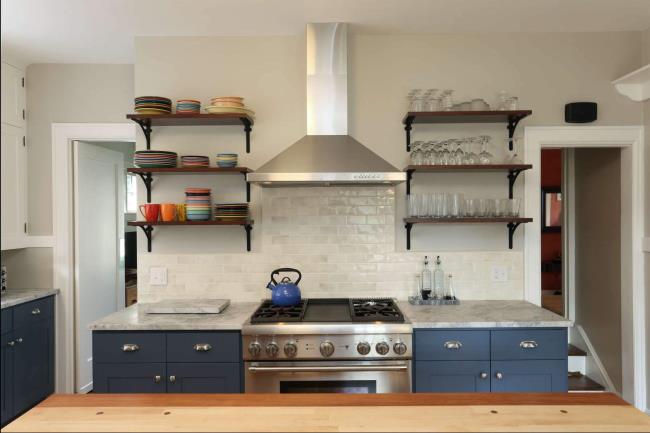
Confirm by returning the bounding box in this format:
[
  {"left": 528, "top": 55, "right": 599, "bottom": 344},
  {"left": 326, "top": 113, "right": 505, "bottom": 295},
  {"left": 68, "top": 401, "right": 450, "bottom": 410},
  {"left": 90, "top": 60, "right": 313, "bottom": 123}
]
[{"left": 248, "top": 365, "right": 408, "bottom": 373}]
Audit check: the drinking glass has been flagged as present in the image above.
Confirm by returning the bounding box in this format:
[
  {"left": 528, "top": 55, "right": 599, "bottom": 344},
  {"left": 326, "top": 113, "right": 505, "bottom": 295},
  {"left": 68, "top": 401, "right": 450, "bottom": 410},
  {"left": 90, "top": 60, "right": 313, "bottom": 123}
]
[
  {"left": 451, "top": 139, "right": 464, "bottom": 165},
  {"left": 465, "top": 198, "right": 477, "bottom": 217},
  {"left": 410, "top": 141, "right": 423, "bottom": 165},
  {"left": 449, "top": 193, "right": 465, "bottom": 218},
  {"left": 476, "top": 199, "right": 488, "bottom": 217},
  {"left": 495, "top": 199, "right": 509, "bottom": 217},
  {"left": 496, "top": 90, "right": 509, "bottom": 111},
  {"left": 423, "top": 89, "right": 439, "bottom": 111},
  {"left": 506, "top": 96, "right": 519, "bottom": 110},
  {"left": 463, "top": 137, "right": 479, "bottom": 164},
  {"left": 478, "top": 135, "right": 494, "bottom": 164},
  {"left": 485, "top": 199, "right": 497, "bottom": 217},
  {"left": 417, "top": 194, "right": 429, "bottom": 217},
  {"left": 441, "top": 89, "right": 454, "bottom": 111},
  {"left": 434, "top": 193, "right": 449, "bottom": 218},
  {"left": 408, "top": 194, "right": 419, "bottom": 217},
  {"left": 438, "top": 141, "right": 451, "bottom": 165},
  {"left": 407, "top": 89, "right": 422, "bottom": 111},
  {"left": 508, "top": 198, "right": 521, "bottom": 217}
]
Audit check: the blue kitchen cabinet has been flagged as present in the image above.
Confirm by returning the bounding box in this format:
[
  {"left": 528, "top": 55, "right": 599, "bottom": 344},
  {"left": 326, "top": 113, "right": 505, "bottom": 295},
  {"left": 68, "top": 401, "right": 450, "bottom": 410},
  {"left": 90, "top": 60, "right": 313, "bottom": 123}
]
[
  {"left": 92, "top": 331, "right": 243, "bottom": 393},
  {"left": 413, "top": 328, "right": 568, "bottom": 393},
  {"left": 1, "top": 296, "right": 55, "bottom": 427}
]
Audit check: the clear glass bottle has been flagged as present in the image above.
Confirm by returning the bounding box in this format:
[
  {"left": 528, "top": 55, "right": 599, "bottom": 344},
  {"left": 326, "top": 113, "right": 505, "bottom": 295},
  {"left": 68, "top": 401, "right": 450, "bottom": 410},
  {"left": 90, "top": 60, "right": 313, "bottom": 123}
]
[
  {"left": 421, "top": 256, "right": 432, "bottom": 300},
  {"left": 445, "top": 274, "right": 456, "bottom": 300},
  {"left": 433, "top": 256, "right": 445, "bottom": 300}
]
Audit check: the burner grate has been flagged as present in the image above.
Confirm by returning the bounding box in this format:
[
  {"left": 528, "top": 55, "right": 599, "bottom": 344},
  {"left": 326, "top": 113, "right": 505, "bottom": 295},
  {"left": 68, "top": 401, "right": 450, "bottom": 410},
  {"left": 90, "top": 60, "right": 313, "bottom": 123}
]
[
  {"left": 250, "top": 299, "right": 307, "bottom": 323},
  {"left": 349, "top": 298, "right": 405, "bottom": 323}
]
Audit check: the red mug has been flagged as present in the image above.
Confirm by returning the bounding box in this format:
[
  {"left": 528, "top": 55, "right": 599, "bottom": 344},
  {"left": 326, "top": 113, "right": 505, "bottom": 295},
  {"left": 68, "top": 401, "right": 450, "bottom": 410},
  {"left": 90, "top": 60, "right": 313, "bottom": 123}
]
[{"left": 139, "top": 204, "right": 160, "bottom": 222}]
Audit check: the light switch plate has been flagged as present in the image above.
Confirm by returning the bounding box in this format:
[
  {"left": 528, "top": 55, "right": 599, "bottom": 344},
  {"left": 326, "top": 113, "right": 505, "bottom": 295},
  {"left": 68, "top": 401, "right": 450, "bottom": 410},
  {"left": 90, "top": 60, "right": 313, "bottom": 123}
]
[
  {"left": 149, "top": 267, "right": 167, "bottom": 285},
  {"left": 491, "top": 265, "right": 508, "bottom": 282}
]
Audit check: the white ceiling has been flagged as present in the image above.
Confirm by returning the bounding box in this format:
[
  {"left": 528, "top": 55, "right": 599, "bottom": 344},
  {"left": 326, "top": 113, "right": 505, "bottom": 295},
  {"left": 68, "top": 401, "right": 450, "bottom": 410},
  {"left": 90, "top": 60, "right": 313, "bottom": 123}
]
[{"left": 2, "top": 0, "right": 650, "bottom": 64}]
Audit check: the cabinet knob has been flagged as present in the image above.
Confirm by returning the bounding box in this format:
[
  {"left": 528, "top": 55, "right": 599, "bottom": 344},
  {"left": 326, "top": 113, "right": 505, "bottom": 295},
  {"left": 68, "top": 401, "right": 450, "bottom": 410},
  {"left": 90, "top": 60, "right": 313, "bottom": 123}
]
[
  {"left": 154, "top": 375, "right": 161, "bottom": 383},
  {"left": 15, "top": 337, "right": 23, "bottom": 344},
  {"left": 479, "top": 372, "right": 488, "bottom": 380},
  {"left": 495, "top": 372, "right": 504, "bottom": 380},
  {"left": 193, "top": 343, "right": 212, "bottom": 352},
  {"left": 31, "top": 308, "right": 41, "bottom": 315},
  {"left": 169, "top": 375, "right": 176, "bottom": 383},
  {"left": 443, "top": 340, "right": 462, "bottom": 350},
  {"left": 7, "top": 341, "right": 15, "bottom": 347},
  {"left": 519, "top": 340, "right": 538, "bottom": 349},
  {"left": 121, "top": 344, "right": 140, "bottom": 352}
]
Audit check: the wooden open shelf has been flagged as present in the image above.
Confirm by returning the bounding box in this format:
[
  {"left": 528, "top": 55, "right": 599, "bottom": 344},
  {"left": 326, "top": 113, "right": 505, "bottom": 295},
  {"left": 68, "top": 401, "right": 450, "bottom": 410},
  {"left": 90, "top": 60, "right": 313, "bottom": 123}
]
[
  {"left": 403, "top": 217, "right": 532, "bottom": 250},
  {"left": 404, "top": 164, "right": 532, "bottom": 173},
  {"left": 127, "top": 113, "right": 254, "bottom": 152},
  {"left": 402, "top": 110, "right": 532, "bottom": 151}
]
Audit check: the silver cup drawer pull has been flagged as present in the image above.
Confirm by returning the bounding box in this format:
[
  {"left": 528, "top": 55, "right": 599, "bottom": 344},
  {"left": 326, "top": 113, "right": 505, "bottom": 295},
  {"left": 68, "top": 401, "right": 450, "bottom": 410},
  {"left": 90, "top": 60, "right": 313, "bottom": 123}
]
[
  {"left": 443, "top": 340, "right": 463, "bottom": 350},
  {"left": 519, "top": 340, "right": 538, "bottom": 349},
  {"left": 31, "top": 308, "right": 41, "bottom": 315},
  {"left": 194, "top": 343, "right": 212, "bottom": 352},
  {"left": 121, "top": 344, "right": 140, "bottom": 352}
]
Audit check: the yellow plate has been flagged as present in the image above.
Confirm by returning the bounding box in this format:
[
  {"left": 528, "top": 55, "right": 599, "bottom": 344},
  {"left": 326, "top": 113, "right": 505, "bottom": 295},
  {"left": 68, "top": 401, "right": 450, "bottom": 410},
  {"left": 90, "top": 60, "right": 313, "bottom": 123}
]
[{"left": 204, "top": 106, "right": 255, "bottom": 116}]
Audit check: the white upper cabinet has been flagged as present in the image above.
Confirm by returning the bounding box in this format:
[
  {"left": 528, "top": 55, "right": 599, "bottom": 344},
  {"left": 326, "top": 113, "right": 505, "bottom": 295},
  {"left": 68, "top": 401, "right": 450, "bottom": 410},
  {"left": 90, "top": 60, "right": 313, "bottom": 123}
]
[
  {"left": 1, "top": 124, "right": 27, "bottom": 250},
  {"left": 1, "top": 62, "right": 26, "bottom": 128}
]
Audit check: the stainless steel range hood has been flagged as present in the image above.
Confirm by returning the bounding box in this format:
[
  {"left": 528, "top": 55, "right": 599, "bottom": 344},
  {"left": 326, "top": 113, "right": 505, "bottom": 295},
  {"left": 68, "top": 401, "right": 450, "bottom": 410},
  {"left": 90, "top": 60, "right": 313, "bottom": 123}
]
[{"left": 247, "top": 23, "right": 405, "bottom": 186}]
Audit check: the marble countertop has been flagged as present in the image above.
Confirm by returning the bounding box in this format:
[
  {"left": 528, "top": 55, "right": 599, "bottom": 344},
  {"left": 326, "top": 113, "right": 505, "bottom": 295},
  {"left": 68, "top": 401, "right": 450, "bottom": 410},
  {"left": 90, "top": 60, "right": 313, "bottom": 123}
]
[
  {"left": 1, "top": 288, "right": 60, "bottom": 309},
  {"left": 398, "top": 300, "right": 573, "bottom": 328},
  {"left": 88, "top": 301, "right": 260, "bottom": 331}
]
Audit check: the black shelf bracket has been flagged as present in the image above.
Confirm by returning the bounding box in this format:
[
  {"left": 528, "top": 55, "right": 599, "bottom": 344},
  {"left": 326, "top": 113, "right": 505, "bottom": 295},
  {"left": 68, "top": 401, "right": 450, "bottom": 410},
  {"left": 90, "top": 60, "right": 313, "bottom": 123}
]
[
  {"left": 244, "top": 224, "right": 253, "bottom": 251},
  {"left": 136, "top": 172, "right": 153, "bottom": 203},
  {"left": 240, "top": 171, "right": 251, "bottom": 202},
  {"left": 506, "top": 168, "right": 525, "bottom": 199},
  {"left": 405, "top": 222, "right": 413, "bottom": 250},
  {"left": 242, "top": 118, "right": 252, "bottom": 153},
  {"left": 507, "top": 222, "right": 522, "bottom": 249},
  {"left": 404, "top": 116, "right": 414, "bottom": 152},
  {"left": 137, "top": 225, "right": 154, "bottom": 252},
  {"left": 506, "top": 115, "right": 523, "bottom": 151},
  {"left": 406, "top": 169, "right": 415, "bottom": 195},
  {"left": 133, "top": 118, "right": 153, "bottom": 150}
]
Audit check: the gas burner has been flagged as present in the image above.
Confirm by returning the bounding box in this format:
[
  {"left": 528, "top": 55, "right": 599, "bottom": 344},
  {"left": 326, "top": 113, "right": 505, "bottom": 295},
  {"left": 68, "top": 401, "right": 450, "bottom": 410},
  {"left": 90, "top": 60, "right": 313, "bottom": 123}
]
[
  {"left": 250, "top": 300, "right": 306, "bottom": 323},
  {"left": 350, "top": 298, "right": 405, "bottom": 323}
]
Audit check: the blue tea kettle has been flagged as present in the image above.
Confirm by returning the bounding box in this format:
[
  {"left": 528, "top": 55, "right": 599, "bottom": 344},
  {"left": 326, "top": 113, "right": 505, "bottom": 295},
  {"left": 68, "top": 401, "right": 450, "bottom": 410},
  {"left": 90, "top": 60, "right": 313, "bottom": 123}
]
[{"left": 266, "top": 268, "right": 302, "bottom": 306}]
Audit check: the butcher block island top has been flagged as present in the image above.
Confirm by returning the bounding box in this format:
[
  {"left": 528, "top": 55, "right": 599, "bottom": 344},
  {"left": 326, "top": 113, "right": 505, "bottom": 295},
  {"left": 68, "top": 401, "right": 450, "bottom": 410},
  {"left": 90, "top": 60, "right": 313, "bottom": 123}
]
[{"left": 4, "top": 393, "right": 649, "bottom": 432}]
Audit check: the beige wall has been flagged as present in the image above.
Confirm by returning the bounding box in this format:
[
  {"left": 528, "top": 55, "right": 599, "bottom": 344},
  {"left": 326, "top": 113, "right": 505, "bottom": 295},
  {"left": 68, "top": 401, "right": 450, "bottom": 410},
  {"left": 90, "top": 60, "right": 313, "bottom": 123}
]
[
  {"left": 0, "top": 248, "right": 53, "bottom": 289},
  {"left": 26, "top": 64, "right": 134, "bottom": 235},
  {"left": 642, "top": 26, "right": 650, "bottom": 413},
  {"left": 574, "top": 148, "right": 622, "bottom": 393}
]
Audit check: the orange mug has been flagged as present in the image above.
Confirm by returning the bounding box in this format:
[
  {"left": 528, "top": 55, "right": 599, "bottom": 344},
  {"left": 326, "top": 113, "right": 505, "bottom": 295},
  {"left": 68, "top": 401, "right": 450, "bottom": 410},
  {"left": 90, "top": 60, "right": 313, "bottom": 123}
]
[
  {"left": 139, "top": 204, "right": 160, "bottom": 222},
  {"left": 161, "top": 203, "right": 177, "bottom": 222}
]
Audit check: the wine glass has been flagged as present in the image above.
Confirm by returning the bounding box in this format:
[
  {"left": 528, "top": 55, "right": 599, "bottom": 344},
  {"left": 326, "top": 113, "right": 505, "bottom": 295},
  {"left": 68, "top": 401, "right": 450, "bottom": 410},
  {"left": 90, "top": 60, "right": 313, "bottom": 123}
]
[
  {"left": 451, "top": 139, "right": 465, "bottom": 165},
  {"left": 463, "top": 137, "right": 479, "bottom": 164},
  {"left": 478, "top": 135, "right": 494, "bottom": 164}
]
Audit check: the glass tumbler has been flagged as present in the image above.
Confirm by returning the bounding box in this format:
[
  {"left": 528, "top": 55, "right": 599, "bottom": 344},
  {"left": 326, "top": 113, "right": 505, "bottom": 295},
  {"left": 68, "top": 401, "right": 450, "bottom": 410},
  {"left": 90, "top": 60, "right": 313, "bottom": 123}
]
[
  {"left": 508, "top": 198, "right": 521, "bottom": 217},
  {"left": 449, "top": 193, "right": 465, "bottom": 218},
  {"left": 476, "top": 199, "right": 488, "bottom": 217},
  {"left": 465, "top": 198, "right": 477, "bottom": 217},
  {"left": 408, "top": 194, "right": 419, "bottom": 217},
  {"left": 417, "top": 194, "right": 429, "bottom": 217},
  {"left": 485, "top": 199, "right": 497, "bottom": 217},
  {"left": 495, "top": 199, "right": 509, "bottom": 217}
]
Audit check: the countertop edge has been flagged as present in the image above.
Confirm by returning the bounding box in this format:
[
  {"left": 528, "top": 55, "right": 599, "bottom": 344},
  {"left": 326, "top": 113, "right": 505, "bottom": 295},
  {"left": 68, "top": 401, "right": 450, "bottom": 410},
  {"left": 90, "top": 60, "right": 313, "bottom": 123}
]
[{"left": 1, "top": 288, "right": 60, "bottom": 309}]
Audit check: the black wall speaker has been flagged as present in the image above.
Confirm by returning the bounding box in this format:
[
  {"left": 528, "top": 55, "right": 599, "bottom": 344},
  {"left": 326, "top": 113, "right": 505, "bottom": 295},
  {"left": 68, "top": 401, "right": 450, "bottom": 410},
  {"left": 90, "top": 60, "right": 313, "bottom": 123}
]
[{"left": 565, "top": 102, "right": 597, "bottom": 123}]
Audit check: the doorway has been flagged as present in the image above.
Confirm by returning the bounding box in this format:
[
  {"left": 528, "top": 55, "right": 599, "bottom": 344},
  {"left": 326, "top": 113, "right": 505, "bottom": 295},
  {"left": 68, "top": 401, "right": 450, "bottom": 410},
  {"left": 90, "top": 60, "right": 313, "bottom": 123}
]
[{"left": 73, "top": 140, "right": 135, "bottom": 393}]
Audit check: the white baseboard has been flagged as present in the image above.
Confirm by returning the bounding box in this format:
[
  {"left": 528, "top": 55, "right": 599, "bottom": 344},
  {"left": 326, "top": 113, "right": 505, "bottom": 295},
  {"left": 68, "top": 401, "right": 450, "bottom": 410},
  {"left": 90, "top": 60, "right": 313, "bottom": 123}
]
[{"left": 576, "top": 325, "right": 617, "bottom": 393}]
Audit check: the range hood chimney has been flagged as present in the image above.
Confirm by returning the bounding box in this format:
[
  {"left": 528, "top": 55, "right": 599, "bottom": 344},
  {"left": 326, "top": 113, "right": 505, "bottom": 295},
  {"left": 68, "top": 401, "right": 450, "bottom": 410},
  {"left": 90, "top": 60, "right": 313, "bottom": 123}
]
[{"left": 247, "top": 23, "right": 406, "bottom": 186}]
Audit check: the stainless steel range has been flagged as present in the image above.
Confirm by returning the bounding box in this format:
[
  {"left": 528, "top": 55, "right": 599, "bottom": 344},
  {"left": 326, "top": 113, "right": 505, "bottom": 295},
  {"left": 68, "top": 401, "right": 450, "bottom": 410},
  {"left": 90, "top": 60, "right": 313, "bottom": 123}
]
[{"left": 242, "top": 298, "right": 412, "bottom": 393}]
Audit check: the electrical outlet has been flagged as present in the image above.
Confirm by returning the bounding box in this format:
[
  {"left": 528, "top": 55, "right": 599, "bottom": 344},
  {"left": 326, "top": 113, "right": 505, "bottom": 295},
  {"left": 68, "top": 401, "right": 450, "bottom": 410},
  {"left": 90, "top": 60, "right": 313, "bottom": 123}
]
[
  {"left": 491, "top": 265, "right": 508, "bottom": 282},
  {"left": 149, "top": 267, "right": 167, "bottom": 285}
]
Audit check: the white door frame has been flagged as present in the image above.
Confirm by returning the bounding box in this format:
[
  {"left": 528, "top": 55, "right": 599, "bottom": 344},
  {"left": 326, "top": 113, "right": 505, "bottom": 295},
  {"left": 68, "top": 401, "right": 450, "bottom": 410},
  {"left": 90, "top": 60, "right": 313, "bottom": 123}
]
[
  {"left": 52, "top": 123, "right": 136, "bottom": 393},
  {"left": 523, "top": 125, "right": 645, "bottom": 410}
]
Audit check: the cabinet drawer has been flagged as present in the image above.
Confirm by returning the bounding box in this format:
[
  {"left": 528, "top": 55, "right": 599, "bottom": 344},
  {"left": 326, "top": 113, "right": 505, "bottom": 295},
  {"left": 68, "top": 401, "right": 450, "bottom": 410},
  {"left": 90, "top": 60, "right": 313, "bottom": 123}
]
[
  {"left": 166, "top": 332, "right": 240, "bottom": 363},
  {"left": 13, "top": 297, "right": 53, "bottom": 329},
  {"left": 1, "top": 308, "right": 12, "bottom": 334},
  {"left": 415, "top": 330, "right": 490, "bottom": 361},
  {"left": 491, "top": 329, "right": 567, "bottom": 360},
  {"left": 415, "top": 361, "right": 490, "bottom": 393},
  {"left": 93, "top": 332, "right": 165, "bottom": 363}
]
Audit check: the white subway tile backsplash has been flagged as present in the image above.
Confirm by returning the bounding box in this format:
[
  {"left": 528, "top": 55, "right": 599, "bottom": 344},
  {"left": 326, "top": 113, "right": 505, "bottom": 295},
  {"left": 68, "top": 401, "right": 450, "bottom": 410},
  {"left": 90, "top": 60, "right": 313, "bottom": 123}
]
[{"left": 138, "top": 186, "right": 524, "bottom": 302}]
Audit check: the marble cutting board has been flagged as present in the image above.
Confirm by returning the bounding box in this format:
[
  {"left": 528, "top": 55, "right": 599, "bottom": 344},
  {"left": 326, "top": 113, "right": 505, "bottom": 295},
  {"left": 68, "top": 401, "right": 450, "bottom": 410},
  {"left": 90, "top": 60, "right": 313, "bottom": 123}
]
[{"left": 143, "top": 299, "right": 231, "bottom": 314}]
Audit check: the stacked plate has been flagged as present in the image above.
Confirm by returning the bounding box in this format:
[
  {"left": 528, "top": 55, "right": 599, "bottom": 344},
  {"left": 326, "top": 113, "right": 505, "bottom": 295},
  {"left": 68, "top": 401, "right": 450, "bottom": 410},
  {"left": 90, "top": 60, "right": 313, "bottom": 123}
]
[
  {"left": 134, "top": 96, "right": 172, "bottom": 114},
  {"left": 176, "top": 99, "right": 201, "bottom": 114},
  {"left": 214, "top": 203, "right": 249, "bottom": 222},
  {"left": 185, "top": 188, "right": 212, "bottom": 221},
  {"left": 205, "top": 96, "right": 255, "bottom": 117},
  {"left": 216, "top": 153, "right": 238, "bottom": 168},
  {"left": 135, "top": 150, "right": 178, "bottom": 168},
  {"left": 180, "top": 155, "right": 210, "bottom": 168}
]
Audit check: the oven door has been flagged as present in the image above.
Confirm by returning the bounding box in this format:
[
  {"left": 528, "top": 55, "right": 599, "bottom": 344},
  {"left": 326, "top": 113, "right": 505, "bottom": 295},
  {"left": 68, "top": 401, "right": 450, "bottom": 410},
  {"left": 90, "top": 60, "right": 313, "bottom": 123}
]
[{"left": 245, "top": 360, "right": 411, "bottom": 394}]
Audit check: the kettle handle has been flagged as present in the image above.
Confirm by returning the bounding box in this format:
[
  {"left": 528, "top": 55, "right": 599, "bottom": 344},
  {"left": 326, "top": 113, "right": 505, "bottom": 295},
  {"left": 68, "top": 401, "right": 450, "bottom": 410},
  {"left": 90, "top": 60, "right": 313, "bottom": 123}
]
[{"left": 270, "top": 268, "right": 302, "bottom": 285}]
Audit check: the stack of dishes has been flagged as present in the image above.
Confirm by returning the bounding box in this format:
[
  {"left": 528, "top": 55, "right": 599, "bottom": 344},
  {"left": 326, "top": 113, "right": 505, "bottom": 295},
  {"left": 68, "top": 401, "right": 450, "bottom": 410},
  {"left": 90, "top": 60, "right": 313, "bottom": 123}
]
[
  {"left": 205, "top": 96, "right": 255, "bottom": 117},
  {"left": 185, "top": 188, "right": 212, "bottom": 221},
  {"left": 180, "top": 155, "right": 210, "bottom": 168},
  {"left": 134, "top": 96, "right": 172, "bottom": 114},
  {"left": 134, "top": 150, "right": 177, "bottom": 168},
  {"left": 216, "top": 153, "right": 238, "bottom": 168},
  {"left": 176, "top": 99, "right": 201, "bottom": 114},
  {"left": 214, "top": 203, "right": 249, "bottom": 222}
]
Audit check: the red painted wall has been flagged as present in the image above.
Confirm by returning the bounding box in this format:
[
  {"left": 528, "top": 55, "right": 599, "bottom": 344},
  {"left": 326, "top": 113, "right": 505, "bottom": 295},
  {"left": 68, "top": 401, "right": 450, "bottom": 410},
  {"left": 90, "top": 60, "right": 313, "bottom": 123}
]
[{"left": 541, "top": 149, "right": 562, "bottom": 293}]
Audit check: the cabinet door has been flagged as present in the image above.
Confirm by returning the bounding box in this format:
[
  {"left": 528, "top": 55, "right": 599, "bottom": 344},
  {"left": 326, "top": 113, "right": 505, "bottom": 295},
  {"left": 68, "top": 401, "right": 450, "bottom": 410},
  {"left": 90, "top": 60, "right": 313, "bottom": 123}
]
[
  {"left": 1, "top": 123, "right": 27, "bottom": 250},
  {"left": 491, "top": 360, "right": 568, "bottom": 393},
  {"left": 12, "top": 318, "right": 55, "bottom": 415},
  {"left": 1, "top": 332, "right": 15, "bottom": 426},
  {"left": 167, "top": 363, "right": 241, "bottom": 393},
  {"left": 415, "top": 361, "right": 491, "bottom": 393},
  {"left": 93, "top": 363, "right": 167, "bottom": 393},
  {"left": 1, "top": 62, "right": 25, "bottom": 128}
]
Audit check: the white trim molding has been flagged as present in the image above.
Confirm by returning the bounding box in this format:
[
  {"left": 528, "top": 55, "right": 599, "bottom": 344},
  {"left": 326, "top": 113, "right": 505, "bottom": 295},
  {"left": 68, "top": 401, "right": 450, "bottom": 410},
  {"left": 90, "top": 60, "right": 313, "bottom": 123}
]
[
  {"left": 52, "top": 123, "right": 136, "bottom": 393},
  {"left": 524, "top": 125, "right": 645, "bottom": 410},
  {"left": 643, "top": 237, "right": 650, "bottom": 253}
]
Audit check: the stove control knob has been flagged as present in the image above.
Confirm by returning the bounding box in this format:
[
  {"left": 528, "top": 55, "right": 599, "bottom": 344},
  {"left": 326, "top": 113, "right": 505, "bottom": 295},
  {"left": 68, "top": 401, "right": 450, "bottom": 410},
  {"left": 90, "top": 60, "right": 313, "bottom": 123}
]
[
  {"left": 375, "top": 341, "right": 390, "bottom": 356},
  {"left": 357, "top": 342, "right": 371, "bottom": 356},
  {"left": 248, "top": 341, "right": 262, "bottom": 357},
  {"left": 320, "top": 341, "right": 335, "bottom": 358},
  {"left": 284, "top": 342, "right": 298, "bottom": 358},
  {"left": 393, "top": 342, "right": 408, "bottom": 355},
  {"left": 266, "top": 342, "right": 279, "bottom": 358}
]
